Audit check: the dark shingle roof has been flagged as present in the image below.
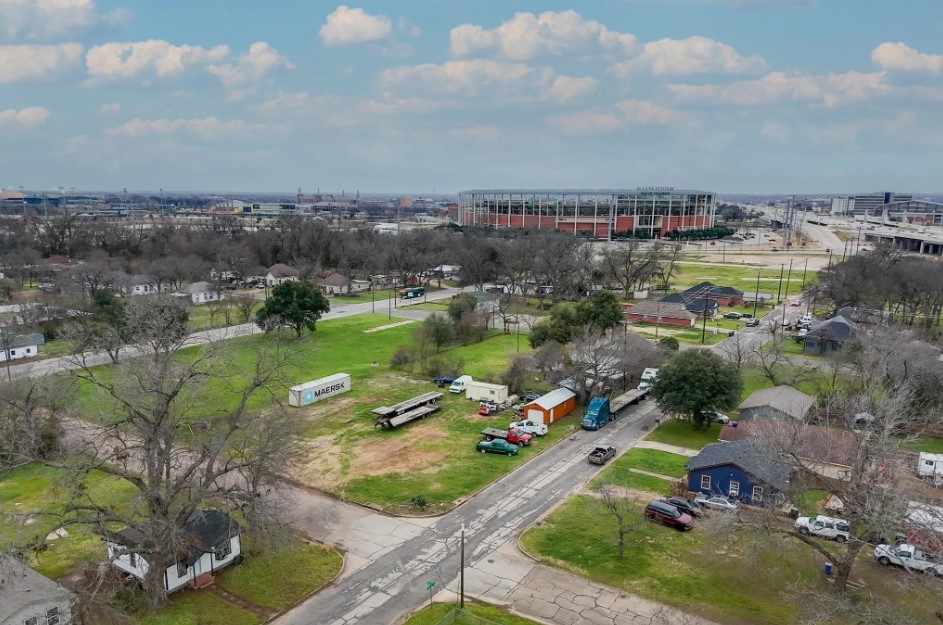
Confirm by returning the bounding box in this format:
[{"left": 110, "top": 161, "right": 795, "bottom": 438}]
[
  {"left": 683, "top": 281, "right": 743, "bottom": 297},
  {"left": 625, "top": 301, "right": 695, "bottom": 319},
  {"left": 738, "top": 385, "right": 813, "bottom": 420},
  {"left": 107, "top": 509, "right": 241, "bottom": 567},
  {"left": 686, "top": 439, "right": 791, "bottom": 492},
  {"left": 806, "top": 315, "right": 858, "bottom": 341}
]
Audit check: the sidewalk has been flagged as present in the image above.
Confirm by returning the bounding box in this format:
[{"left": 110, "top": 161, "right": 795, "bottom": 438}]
[
  {"left": 442, "top": 540, "right": 720, "bottom": 625},
  {"left": 634, "top": 440, "right": 700, "bottom": 457}
]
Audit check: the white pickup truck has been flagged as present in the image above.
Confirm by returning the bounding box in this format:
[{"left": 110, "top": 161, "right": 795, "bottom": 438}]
[
  {"left": 794, "top": 515, "right": 850, "bottom": 542},
  {"left": 508, "top": 419, "right": 548, "bottom": 437},
  {"left": 874, "top": 543, "right": 943, "bottom": 575}
]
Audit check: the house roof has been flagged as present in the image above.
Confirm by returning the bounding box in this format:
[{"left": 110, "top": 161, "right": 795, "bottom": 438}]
[
  {"left": 835, "top": 306, "right": 892, "bottom": 326},
  {"left": 625, "top": 301, "right": 695, "bottom": 319},
  {"left": 686, "top": 439, "right": 791, "bottom": 492},
  {"left": 527, "top": 387, "right": 575, "bottom": 410},
  {"left": 0, "top": 555, "right": 74, "bottom": 623},
  {"left": 806, "top": 316, "right": 859, "bottom": 341},
  {"left": 107, "top": 509, "right": 241, "bottom": 568},
  {"left": 318, "top": 272, "right": 349, "bottom": 287},
  {"left": 181, "top": 281, "right": 215, "bottom": 294},
  {"left": 266, "top": 263, "right": 298, "bottom": 278},
  {"left": 125, "top": 274, "right": 156, "bottom": 286},
  {"left": 658, "top": 292, "right": 719, "bottom": 313},
  {"left": 719, "top": 420, "right": 858, "bottom": 467},
  {"left": 738, "top": 385, "right": 814, "bottom": 420},
  {"left": 683, "top": 282, "right": 744, "bottom": 297},
  {"left": 5, "top": 333, "right": 43, "bottom": 349}
]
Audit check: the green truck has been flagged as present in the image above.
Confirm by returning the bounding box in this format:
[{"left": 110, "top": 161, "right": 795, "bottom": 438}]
[{"left": 476, "top": 439, "right": 519, "bottom": 456}]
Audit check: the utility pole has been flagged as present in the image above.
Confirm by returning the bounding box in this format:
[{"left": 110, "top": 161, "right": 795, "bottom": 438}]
[
  {"left": 1, "top": 327, "right": 12, "bottom": 381},
  {"left": 800, "top": 258, "right": 809, "bottom": 293},
  {"left": 784, "top": 259, "right": 794, "bottom": 302},
  {"left": 776, "top": 264, "right": 785, "bottom": 305},
  {"left": 752, "top": 270, "right": 761, "bottom": 320},
  {"left": 460, "top": 523, "right": 466, "bottom": 608},
  {"left": 700, "top": 287, "right": 713, "bottom": 344}
]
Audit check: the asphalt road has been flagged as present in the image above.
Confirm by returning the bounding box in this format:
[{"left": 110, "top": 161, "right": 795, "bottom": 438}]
[{"left": 274, "top": 400, "right": 661, "bottom": 625}]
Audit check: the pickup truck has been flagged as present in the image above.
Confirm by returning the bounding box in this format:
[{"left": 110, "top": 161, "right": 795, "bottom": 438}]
[
  {"left": 476, "top": 439, "right": 519, "bottom": 456},
  {"left": 478, "top": 401, "right": 500, "bottom": 416},
  {"left": 481, "top": 427, "right": 532, "bottom": 446},
  {"left": 432, "top": 376, "right": 456, "bottom": 388},
  {"left": 509, "top": 419, "right": 548, "bottom": 437},
  {"left": 588, "top": 446, "right": 616, "bottom": 465},
  {"left": 874, "top": 542, "right": 943, "bottom": 575}
]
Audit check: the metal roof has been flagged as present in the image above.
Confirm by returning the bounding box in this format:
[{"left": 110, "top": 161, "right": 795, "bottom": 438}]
[
  {"left": 459, "top": 189, "right": 714, "bottom": 195},
  {"left": 527, "top": 387, "right": 575, "bottom": 410}
]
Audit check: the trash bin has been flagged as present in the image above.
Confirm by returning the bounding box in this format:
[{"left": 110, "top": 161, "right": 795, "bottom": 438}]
[
  {"left": 824, "top": 562, "right": 833, "bottom": 575},
  {"left": 731, "top": 421, "right": 738, "bottom": 428}
]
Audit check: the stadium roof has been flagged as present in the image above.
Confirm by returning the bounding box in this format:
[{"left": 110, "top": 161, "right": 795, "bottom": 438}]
[{"left": 459, "top": 188, "right": 713, "bottom": 195}]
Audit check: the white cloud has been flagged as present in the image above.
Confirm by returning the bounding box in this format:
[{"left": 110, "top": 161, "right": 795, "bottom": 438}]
[
  {"left": 543, "top": 75, "right": 597, "bottom": 103},
  {"left": 256, "top": 91, "right": 309, "bottom": 113},
  {"left": 358, "top": 96, "right": 458, "bottom": 115},
  {"left": 872, "top": 42, "right": 943, "bottom": 74},
  {"left": 106, "top": 116, "right": 263, "bottom": 139},
  {"left": 450, "top": 10, "right": 636, "bottom": 59},
  {"left": 0, "top": 105, "right": 50, "bottom": 127},
  {"left": 86, "top": 39, "right": 229, "bottom": 81},
  {"left": 207, "top": 42, "right": 293, "bottom": 86},
  {"left": 0, "top": 43, "right": 82, "bottom": 83},
  {"left": 616, "top": 99, "right": 683, "bottom": 124},
  {"left": 612, "top": 36, "right": 766, "bottom": 76},
  {"left": 99, "top": 102, "right": 120, "bottom": 113},
  {"left": 669, "top": 70, "right": 889, "bottom": 108},
  {"left": 448, "top": 125, "right": 503, "bottom": 142},
  {"left": 381, "top": 59, "right": 551, "bottom": 95},
  {"left": 320, "top": 5, "right": 393, "bottom": 46},
  {"left": 543, "top": 111, "right": 624, "bottom": 135},
  {"left": 397, "top": 17, "right": 421, "bottom": 38},
  {"left": 0, "top": 0, "right": 130, "bottom": 42}
]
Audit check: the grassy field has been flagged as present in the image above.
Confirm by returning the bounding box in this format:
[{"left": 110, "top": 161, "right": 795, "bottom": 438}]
[
  {"left": 521, "top": 495, "right": 938, "bottom": 625},
  {"left": 594, "top": 448, "right": 688, "bottom": 481},
  {"left": 629, "top": 322, "right": 727, "bottom": 345},
  {"left": 903, "top": 436, "right": 943, "bottom": 454},
  {"left": 644, "top": 419, "right": 724, "bottom": 450},
  {"left": 135, "top": 593, "right": 262, "bottom": 625},
  {"left": 404, "top": 602, "right": 541, "bottom": 625},
  {"left": 673, "top": 262, "right": 812, "bottom": 298},
  {"left": 188, "top": 299, "right": 261, "bottom": 332}
]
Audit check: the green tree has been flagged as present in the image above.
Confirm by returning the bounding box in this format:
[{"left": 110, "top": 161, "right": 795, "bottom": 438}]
[
  {"left": 256, "top": 281, "right": 331, "bottom": 338},
  {"left": 575, "top": 290, "right": 624, "bottom": 331},
  {"left": 419, "top": 313, "right": 455, "bottom": 353},
  {"left": 650, "top": 348, "right": 743, "bottom": 430},
  {"left": 528, "top": 303, "right": 578, "bottom": 348},
  {"left": 447, "top": 293, "right": 478, "bottom": 323},
  {"left": 658, "top": 336, "right": 680, "bottom": 351}
]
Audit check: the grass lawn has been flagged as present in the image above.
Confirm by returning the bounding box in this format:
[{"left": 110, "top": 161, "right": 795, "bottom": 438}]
[
  {"left": 674, "top": 262, "right": 813, "bottom": 298},
  {"left": 329, "top": 287, "right": 401, "bottom": 304},
  {"left": 644, "top": 419, "right": 723, "bottom": 450},
  {"left": 216, "top": 540, "right": 342, "bottom": 611},
  {"left": 630, "top": 322, "right": 726, "bottom": 345},
  {"left": 134, "top": 592, "right": 262, "bottom": 625},
  {"left": 521, "top": 495, "right": 939, "bottom": 625},
  {"left": 739, "top": 365, "right": 821, "bottom": 405},
  {"left": 797, "top": 489, "right": 829, "bottom": 516},
  {"left": 902, "top": 436, "right": 943, "bottom": 454},
  {"left": 593, "top": 448, "right": 688, "bottom": 481},
  {"left": 404, "top": 601, "right": 541, "bottom": 625}
]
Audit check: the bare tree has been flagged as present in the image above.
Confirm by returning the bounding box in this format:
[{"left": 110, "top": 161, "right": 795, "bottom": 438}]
[
  {"left": 598, "top": 485, "right": 643, "bottom": 559},
  {"left": 600, "top": 241, "right": 666, "bottom": 298},
  {"left": 719, "top": 331, "right": 754, "bottom": 372},
  {"left": 752, "top": 337, "right": 819, "bottom": 387},
  {"left": 56, "top": 296, "right": 302, "bottom": 608},
  {"left": 233, "top": 292, "right": 258, "bottom": 323},
  {"left": 0, "top": 376, "right": 66, "bottom": 468}
]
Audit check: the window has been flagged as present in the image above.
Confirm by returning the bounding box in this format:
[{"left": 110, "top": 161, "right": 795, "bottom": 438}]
[
  {"left": 752, "top": 486, "right": 763, "bottom": 502},
  {"left": 728, "top": 481, "right": 740, "bottom": 497},
  {"left": 177, "top": 560, "right": 188, "bottom": 578},
  {"left": 25, "top": 618, "right": 38, "bottom": 625},
  {"left": 47, "top": 607, "right": 60, "bottom": 625},
  {"left": 129, "top": 553, "right": 137, "bottom": 567},
  {"left": 48, "top": 617, "right": 60, "bottom": 625},
  {"left": 700, "top": 475, "right": 711, "bottom": 490},
  {"left": 214, "top": 539, "right": 232, "bottom": 560}
]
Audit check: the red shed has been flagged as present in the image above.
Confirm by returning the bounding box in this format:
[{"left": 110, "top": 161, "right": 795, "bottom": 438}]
[{"left": 524, "top": 388, "right": 577, "bottom": 425}]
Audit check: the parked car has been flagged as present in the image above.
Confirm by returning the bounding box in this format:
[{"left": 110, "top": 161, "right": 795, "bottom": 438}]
[
  {"left": 509, "top": 419, "right": 548, "bottom": 436},
  {"left": 660, "top": 496, "right": 705, "bottom": 518},
  {"left": 522, "top": 390, "right": 541, "bottom": 403},
  {"left": 745, "top": 318, "right": 760, "bottom": 328},
  {"left": 795, "top": 515, "right": 850, "bottom": 542},
  {"left": 476, "top": 439, "right": 519, "bottom": 456},
  {"left": 874, "top": 543, "right": 943, "bottom": 575},
  {"left": 723, "top": 312, "right": 743, "bottom": 319},
  {"left": 644, "top": 500, "right": 694, "bottom": 531},
  {"left": 790, "top": 300, "right": 802, "bottom": 307},
  {"left": 695, "top": 495, "right": 739, "bottom": 512},
  {"left": 432, "top": 376, "right": 456, "bottom": 388},
  {"left": 701, "top": 410, "right": 730, "bottom": 425}
]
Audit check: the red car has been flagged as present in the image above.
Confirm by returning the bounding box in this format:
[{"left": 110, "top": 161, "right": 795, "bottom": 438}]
[{"left": 645, "top": 500, "right": 694, "bottom": 531}]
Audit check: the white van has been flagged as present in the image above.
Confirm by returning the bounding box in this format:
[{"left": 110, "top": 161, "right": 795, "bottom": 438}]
[{"left": 449, "top": 375, "right": 473, "bottom": 394}]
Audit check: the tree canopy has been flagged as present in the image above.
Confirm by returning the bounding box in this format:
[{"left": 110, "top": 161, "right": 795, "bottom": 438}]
[
  {"left": 256, "top": 281, "right": 330, "bottom": 337},
  {"left": 575, "top": 290, "right": 624, "bottom": 332},
  {"left": 650, "top": 348, "right": 743, "bottom": 429}
]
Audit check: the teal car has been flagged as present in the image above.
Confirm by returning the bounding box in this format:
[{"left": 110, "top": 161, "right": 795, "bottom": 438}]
[{"left": 476, "top": 439, "right": 519, "bottom": 456}]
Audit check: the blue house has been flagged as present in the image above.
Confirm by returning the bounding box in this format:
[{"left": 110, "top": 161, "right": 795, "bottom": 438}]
[{"left": 685, "top": 439, "right": 791, "bottom": 506}]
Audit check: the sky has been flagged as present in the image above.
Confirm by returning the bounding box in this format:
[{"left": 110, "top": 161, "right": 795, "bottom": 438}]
[{"left": 1, "top": 0, "right": 942, "bottom": 195}]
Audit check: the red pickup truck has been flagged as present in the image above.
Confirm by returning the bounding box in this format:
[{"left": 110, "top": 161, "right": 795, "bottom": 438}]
[{"left": 481, "top": 427, "right": 533, "bottom": 446}]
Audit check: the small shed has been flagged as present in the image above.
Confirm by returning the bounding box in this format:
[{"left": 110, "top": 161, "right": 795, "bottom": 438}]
[
  {"left": 738, "top": 385, "right": 813, "bottom": 422},
  {"left": 465, "top": 381, "right": 508, "bottom": 403},
  {"left": 523, "top": 388, "right": 576, "bottom": 425}
]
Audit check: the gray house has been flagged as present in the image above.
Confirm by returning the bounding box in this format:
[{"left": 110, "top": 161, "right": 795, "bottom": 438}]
[
  {"left": 738, "top": 386, "right": 814, "bottom": 422},
  {"left": 803, "top": 316, "right": 859, "bottom": 355},
  {"left": 0, "top": 556, "right": 74, "bottom": 625}
]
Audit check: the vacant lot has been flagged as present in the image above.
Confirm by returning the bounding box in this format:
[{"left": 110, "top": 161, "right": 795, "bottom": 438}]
[
  {"left": 674, "top": 262, "right": 813, "bottom": 298},
  {"left": 588, "top": 448, "right": 687, "bottom": 495},
  {"left": 645, "top": 419, "right": 725, "bottom": 451},
  {"left": 521, "top": 495, "right": 939, "bottom": 625}
]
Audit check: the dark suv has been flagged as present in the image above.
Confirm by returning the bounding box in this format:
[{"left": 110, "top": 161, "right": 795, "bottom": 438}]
[
  {"left": 645, "top": 500, "right": 694, "bottom": 531},
  {"left": 660, "top": 496, "right": 705, "bottom": 518}
]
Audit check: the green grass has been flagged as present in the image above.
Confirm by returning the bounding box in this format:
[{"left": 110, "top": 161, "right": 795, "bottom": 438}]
[
  {"left": 902, "top": 436, "right": 943, "bottom": 454},
  {"left": 187, "top": 300, "right": 261, "bottom": 332},
  {"left": 594, "top": 448, "right": 688, "bottom": 481},
  {"left": 404, "top": 601, "right": 541, "bottom": 625},
  {"left": 521, "top": 495, "right": 822, "bottom": 625},
  {"left": 134, "top": 592, "right": 261, "bottom": 625},
  {"left": 644, "top": 419, "right": 723, "bottom": 450},
  {"left": 797, "top": 489, "right": 829, "bottom": 516},
  {"left": 329, "top": 287, "right": 400, "bottom": 304},
  {"left": 674, "top": 262, "right": 813, "bottom": 298},
  {"left": 217, "top": 541, "right": 342, "bottom": 611}
]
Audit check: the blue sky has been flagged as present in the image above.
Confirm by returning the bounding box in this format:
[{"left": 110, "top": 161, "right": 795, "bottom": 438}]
[{"left": 1, "top": 0, "right": 942, "bottom": 194}]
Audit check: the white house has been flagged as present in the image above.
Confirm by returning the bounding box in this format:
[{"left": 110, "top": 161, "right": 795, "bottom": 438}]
[
  {"left": 0, "top": 333, "right": 42, "bottom": 362},
  {"left": 317, "top": 272, "right": 370, "bottom": 296},
  {"left": 180, "top": 281, "right": 221, "bottom": 306},
  {"left": 0, "top": 555, "right": 75, "bottom": 625},
  {"left": 265, "top": 264, "right": 299, "bottom": 287},
  {"left": 104, "top": 509, "right": 242, "bottom": 594},
  {"left": 123, "top": 274, "right": 162, "bottom": 296}
]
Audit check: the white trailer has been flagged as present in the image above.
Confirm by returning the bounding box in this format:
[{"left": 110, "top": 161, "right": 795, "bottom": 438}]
[
  {"left": 637, "top": 368, "right": 659, "bottom": 391},
  {"left": 465, "top": 381, "right": 509, "bottom": 403},
  {"left": 288, "top": 373, "right": 351, "bottom": 407},
  {"left": 917, "top": 452, "right": 943, "bottom": 480}
]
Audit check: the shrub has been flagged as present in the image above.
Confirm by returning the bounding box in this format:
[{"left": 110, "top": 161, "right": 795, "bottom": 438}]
[
  {"left": 390, "top": 345, "right": 411, "bottom": 368},
  {"left": 659, "top": 336, "right": 680, "bottom": 351}
]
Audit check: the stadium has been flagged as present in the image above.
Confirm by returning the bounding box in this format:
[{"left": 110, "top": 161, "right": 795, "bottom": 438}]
[{"left": 457, "top": 188, "right": 716, "bottom": 239}]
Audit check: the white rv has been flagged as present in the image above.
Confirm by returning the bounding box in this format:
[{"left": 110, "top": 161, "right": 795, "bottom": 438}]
[
  {"left": 917, "top": 452, "right": 943, "bottom": 481},
  {"left": 638, "top": 368, "right": 659, "bottom": 391}
]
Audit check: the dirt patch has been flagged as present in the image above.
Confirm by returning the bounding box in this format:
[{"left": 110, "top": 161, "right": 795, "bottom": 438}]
[
  {"left": 352, "top": 420, "right": 448, "bottom": 477},
  {"left": 300, "top": 396, "right": 361, "bottom": 422}
]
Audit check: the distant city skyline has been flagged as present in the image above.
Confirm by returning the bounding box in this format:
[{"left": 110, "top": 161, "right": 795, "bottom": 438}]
[{"left": 1, "top": 0, "right": 942, "bottom": 193}]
